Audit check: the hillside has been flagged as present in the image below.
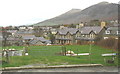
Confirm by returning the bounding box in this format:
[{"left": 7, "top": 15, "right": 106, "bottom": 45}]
[{"left": 35, "top": 2, "right": 118, "bottom": 26}]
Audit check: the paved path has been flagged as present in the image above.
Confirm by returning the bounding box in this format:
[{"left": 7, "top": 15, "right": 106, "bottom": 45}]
[{"left": 3, "top": 67, "right": 118, "bottom": 72}]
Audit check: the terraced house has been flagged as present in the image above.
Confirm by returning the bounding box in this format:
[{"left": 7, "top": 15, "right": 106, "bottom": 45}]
[
  {"left": 55, "top": 28, "right": 78, "bottom": 44},
  {"left": 55, "top": 25, "right": 106, "bottom": 45},
  {"left": 75, "top": 26, "right": 106, "bottom": 44}
]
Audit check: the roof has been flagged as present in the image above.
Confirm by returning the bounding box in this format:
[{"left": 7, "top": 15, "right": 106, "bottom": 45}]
[
  {"left": 107, "top": 27, "right": 118, "bottom": 31},
  {"left": 30, "top": 37, "right": 51, "bottom": 44},
  {"left": 35, "top": 37, "right": 47, "bottom": 42},
  {"left": 57, "top": 28, "right": 78, "bottom": 35},
  {"left": 22, "top": 35, "right": 36, "bottom": 40},
  {"left": 106, "top": 27, "right": 119, "bottom": 35},
  {"left": 113, "top": 24, "right": 120, "bottom": 27},
  {"left": 7, "top": 30, "right": 18, "bottom": 33},
  {"left": 29, "top": 39, "right": 40, "bottom": 44},
  {"left": 7, "top": 36, "right": 21, "bottom": 41},
  {"left": 17, "top": 29, "right": 35, "bottom": 34},
  {"left": 80, "top": 26, "right": 103, "bottom": 34}
]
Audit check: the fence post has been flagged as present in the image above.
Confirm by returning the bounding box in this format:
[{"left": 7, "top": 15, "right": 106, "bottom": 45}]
[
  {"left": 6, "top": 49, "right": 9, "bottom": 63},
  {"left": 77, "top": 48, "right": 78, "bottom": 56},
  {"left": 89, "top": 43, "right": 92, "bottom": 64},
  {"left": 64, "top": 46, "right": 66, "bottom": 56}
]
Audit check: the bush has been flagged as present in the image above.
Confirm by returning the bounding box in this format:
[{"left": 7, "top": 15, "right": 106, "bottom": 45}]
[{"left": 96, "top": 38, "right": 118, "bottom": 51}]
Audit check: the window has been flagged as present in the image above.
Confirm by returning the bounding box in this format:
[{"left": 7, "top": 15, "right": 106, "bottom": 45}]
[
  {"left": 105, "top": 31, "right": 110, "bottom": 34},
  {"left": 104, "top": 37, "right": 108, "bottom": 39},
  {"left": 117, "top": 31, "right": 120, "bottom": 35},
  {"left": 82, "top": 35, "right": 85, "bottom": 37}
]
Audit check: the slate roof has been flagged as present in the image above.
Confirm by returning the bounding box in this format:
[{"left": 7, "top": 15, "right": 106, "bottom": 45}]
[
  {"left": 7, "top": 30, "right": 18, "bottom": 33},
  {"left": 79, "top": 26, "right": 103, "bottom": 34},
  {"left": 35, "top": 37, "right": 51, "bottom": 44},
  {"left": 57, "top": 27, "right": 103, "bottom": 35},
  {"left": 22, "top": 35, "right": 36, "bottom": 40},
  {"left": 29, "top": 37, "right": 51, "bottom": 44},
  {"left": 17, "top": 29, "right": 35, "bottom": 34},
  {"left": 7, "top": 37, "right": 21, "bottom": 41},
  {"left": 6, "top": 35, "right": 22, "bottom": 41},
  {"left": 29, "top": 39, "right": 40, "bottom": 44},
  {"left": 113, "top": 24, "right": 120, "bottom": 27},
  {"left": 35, "top": 37, "right": 47, "bottom": 42},
  {"left": 105, "top": 27, "right": 119, "bottom": 35},
  {"left": 57, "top": 28, "right": 78, "bottom": 35}
]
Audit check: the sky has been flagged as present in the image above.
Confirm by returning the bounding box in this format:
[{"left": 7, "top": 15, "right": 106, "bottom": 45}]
[{"left": 0, "top": 0, "right": 119, "bottom": 26}]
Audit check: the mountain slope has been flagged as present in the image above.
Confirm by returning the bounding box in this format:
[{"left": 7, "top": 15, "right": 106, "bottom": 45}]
[{"left": 35, "top": 2, "right": 118, "bottom": 26}]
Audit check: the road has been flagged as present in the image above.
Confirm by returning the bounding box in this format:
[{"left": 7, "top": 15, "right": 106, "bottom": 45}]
[{"left": 3, "top": 66, "right": 119, "bottom": 72}]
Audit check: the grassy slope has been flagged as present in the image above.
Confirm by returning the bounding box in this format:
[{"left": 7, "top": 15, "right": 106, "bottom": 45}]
[{"left": 2, "top": 45, "right": 118, "bottom": 67}]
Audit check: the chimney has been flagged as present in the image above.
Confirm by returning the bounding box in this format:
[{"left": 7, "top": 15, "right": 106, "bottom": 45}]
[
  {"left": 101, "top": 21, "right": 106, "bottom": 28},
  {"left": 60, "top": 26, "right": 65, "bottom": 29},
  {"left": 76, "top": 22, "right": 84, "bottom": 29},
  {"left": 79, "top": 22, "right": 84, "bottom": 27}
]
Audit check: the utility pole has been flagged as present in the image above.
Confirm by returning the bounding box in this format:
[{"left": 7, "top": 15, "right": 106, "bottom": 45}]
[{"left": 89, "top": 41, "right": 92, "bottom": 64}]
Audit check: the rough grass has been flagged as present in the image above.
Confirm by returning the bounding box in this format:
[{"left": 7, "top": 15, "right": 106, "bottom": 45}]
[{"left": 2, "top": 45, "right": 118, "bottom": 67}]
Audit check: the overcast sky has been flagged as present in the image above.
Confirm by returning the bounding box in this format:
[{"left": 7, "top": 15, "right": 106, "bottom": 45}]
[{"left": 0, "top": 0, "right": 119, "bottom": 26}]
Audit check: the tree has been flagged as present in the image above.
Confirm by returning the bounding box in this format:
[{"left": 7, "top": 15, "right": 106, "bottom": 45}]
[
  {"left": 34, "top": 27, "right": 44, "bottom": 37},
  {"left": 89, "top": 20, "right": 101, "bottom": 26},
  {"left": 2, "top": 29, "right": 11, "bottom": 46},
  {"left": 48, "top": 31, "right": 55, "bottom": 44},
  {"left": 69, "top": 24, "right": 76, "bottom": 28}
]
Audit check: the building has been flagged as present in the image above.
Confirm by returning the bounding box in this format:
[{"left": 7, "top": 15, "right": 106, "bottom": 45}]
[
  {"left": 55, "top": 28, "right": 78, "bottom": 44},
  {"left": 75, "top": 26, "right": 106, "bottom": 44},
  {"left": 29, "top": 37, "right": 51, "bottom": 45},
  {"left": 55, "top": 25, "right": 106, "bottom": 45},
  {"left": 103, "top": 26, "right": 119, "bottom": 40},
  {"left": 6, "top": 36, "right": 23, "bottom": 46}
]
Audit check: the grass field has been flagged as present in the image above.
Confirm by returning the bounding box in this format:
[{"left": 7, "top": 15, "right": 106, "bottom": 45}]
[{"left": 2, "top": 45, "right": 118, "bottom": 67}]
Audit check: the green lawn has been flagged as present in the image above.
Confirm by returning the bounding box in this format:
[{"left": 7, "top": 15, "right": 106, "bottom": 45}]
[{"left": 2, "top": 45, "right": 118, "bottom": 67}]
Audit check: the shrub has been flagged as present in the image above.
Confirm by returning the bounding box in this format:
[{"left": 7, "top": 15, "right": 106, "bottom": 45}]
[{"left": 96, "top": 37, "right": 118, "bottom": 51}]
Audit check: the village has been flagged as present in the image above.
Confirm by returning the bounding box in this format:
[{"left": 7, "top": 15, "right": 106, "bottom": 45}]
[
  {"left": 0, "top": 0, "right": 120, "bottom": 73},
  {"left": 1, "top": 20, "right": 119, "bottom": 56},
  {"left": 0, "top": 20, "right": 119, "bottom": 46},
  {"left": 0, "top": 19, "right": 119, "bottom": 74}
]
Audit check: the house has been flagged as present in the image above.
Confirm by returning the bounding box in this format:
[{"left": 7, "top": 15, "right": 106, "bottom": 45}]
[
  {"left": 55, "top": 28, "right": 78, "bottom": 44},
  {"left": 27, "top": 25, "right": 34, "bottom": 30},
  {"left": 50, "top": 28, "right": 57, "bottom": 35},
  {"left": 29, "top": 37, "right": 51, "bottom": 45},
  {"left": 55, "top": 25, "right": 106, "bottom": 45},
  {"left": 6, "top": 36, "right": 23, "bottom": 46},
  {"left": 29, "top": 39, "right": 44, "bottom": 45},
  {"left": 21, "top": 35, "right": 36, "bottom": 43},
  {"left": 7, "top": 30, "right": 18, "bottom": 35},
  {"left": 0, "top": 33, "right": 3, "bottom": 46},
  {"left": 18, "top": 26, "right": 27, "bottom": 30},
  {"left": 103, "top": 26, "right": 119, "bottom": 40},
  {"left": 75, "top": 26, "right": 106, "bottom": 44},
  {"left": 17, "top": 29, "right": 35, "bottom": 35}
]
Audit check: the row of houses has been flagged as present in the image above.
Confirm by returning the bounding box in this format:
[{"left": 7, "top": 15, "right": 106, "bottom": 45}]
[
  {"left": 0, "top": 30, "right": 51, "bottom": 46},
  {"left": 55, "top": 25, "right": 119, "bottom": 45},
  {"left": 1, "top": 22, "right": 119, "bottom": 46},
  {"left": 6, "top": 34, "right": 51, "bottom": 46}
]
